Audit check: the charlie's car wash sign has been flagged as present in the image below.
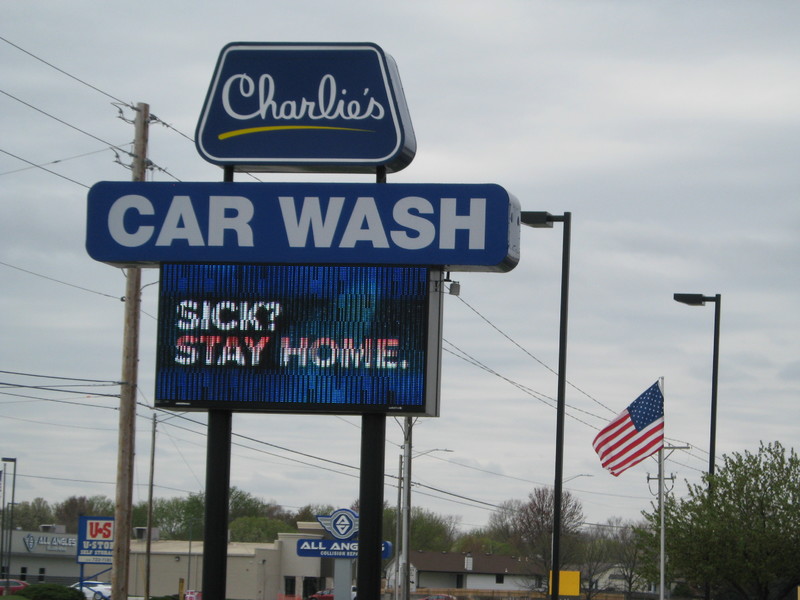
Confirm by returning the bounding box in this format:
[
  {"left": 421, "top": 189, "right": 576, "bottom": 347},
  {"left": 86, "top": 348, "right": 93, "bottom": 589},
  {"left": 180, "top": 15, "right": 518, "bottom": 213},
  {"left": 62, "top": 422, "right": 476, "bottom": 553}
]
[
  {"left": 85, "top": 181, "right": 520, "bottom": 272},
  {"left": 195, "top": 42, "right": 416, "bottom": 173},
  {"left": 155, "top": 264, "right": 443, "bottom": 415}
]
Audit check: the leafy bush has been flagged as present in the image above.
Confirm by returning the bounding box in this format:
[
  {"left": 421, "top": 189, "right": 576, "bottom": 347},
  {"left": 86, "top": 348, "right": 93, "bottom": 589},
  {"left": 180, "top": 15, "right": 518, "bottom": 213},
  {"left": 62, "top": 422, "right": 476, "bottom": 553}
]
[{"left": 18, "top": 584, "right": 85, "bottom": 600}]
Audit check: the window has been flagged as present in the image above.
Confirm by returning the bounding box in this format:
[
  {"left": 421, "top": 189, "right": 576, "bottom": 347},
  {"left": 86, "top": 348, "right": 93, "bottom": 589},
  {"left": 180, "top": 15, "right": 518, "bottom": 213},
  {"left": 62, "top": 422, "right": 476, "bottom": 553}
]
[
  {"left": 496, "top": 574, "right": 505, "bottom": 584},
  {"left": 19, "top": 568, "right": 27, "bottom": 582},
  {"left": 284, "top": 576, "right": 296, "bottom": 596},
  {"left": 38, "top": 568, "right": 45, "bottom": 583}
]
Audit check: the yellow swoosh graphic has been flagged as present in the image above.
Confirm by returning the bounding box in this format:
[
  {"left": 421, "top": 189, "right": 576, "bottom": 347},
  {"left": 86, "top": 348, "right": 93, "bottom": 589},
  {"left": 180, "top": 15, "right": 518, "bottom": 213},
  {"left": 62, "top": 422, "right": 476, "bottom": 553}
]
[{"left": 218, "top": 125, "right": 373, "bottom": 140}]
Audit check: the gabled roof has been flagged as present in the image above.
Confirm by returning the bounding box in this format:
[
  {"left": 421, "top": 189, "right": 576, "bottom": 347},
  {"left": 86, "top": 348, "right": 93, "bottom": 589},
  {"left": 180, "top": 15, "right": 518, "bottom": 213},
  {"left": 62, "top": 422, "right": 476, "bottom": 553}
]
[{"left": 409, "top": 550, "right": 544, "bottom": 577}]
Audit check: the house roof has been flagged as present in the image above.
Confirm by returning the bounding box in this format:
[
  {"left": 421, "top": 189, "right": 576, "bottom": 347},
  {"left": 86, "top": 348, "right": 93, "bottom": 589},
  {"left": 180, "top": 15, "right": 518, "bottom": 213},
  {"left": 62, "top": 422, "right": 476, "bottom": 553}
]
[{"left": 409, "top": 550, "right": 544, "bottom": 576}]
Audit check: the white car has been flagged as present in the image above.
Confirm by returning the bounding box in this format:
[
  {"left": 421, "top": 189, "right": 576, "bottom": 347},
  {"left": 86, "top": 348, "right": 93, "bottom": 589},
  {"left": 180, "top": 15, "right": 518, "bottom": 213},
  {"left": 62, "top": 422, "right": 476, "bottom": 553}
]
[{"left": 70, "top": 581, "right": 112, "bottom": 600}]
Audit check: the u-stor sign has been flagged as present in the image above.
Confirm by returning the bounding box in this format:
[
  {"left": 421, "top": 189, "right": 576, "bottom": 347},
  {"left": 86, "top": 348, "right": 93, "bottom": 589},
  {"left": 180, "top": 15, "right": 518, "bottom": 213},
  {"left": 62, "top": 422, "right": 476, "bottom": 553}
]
[{"left": 86, "top": 181, "right": 520, "bottom": 272}]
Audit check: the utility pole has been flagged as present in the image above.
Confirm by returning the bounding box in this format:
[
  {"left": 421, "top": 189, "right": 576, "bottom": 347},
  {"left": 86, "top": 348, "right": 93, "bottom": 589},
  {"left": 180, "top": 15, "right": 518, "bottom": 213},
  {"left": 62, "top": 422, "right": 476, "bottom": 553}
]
[{"left": 113, "top": 101, "right": 149, "bottom": 600}]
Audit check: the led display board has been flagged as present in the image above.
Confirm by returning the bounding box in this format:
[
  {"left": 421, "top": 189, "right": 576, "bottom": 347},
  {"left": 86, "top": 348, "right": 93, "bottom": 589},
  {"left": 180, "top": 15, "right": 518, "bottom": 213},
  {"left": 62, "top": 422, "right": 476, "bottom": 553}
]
[{"left": 155, "top": 264, "right": 442, "bottom": 415}]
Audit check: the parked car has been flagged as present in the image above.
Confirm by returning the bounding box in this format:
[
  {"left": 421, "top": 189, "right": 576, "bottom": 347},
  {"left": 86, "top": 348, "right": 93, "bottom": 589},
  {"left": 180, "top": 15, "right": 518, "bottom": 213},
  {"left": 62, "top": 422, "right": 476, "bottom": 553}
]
[
  {"left": 70, "top": 580, "right": 112, "bottom": 600},
  {"left": 308, "top": 588, "right": 356, "bottom": 600},
  {"left": 0, "top": 579, "right": 29, "bottom": 595}
]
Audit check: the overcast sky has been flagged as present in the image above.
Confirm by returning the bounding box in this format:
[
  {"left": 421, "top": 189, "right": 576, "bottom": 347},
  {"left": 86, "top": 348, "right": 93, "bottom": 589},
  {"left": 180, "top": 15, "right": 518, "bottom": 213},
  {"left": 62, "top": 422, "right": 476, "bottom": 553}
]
[{"left": 1, "top": 1, "right": 798, "bottom": 536}]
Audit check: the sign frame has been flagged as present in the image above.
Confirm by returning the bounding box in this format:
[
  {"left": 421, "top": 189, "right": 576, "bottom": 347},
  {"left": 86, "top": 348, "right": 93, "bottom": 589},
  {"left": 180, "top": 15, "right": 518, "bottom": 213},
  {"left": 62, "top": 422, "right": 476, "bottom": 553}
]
[
  {"left": 76, "top": 516, "right": 115, "bottom": 565},
  {"left": 154, "top": 264, "right": 443, "bottom": 416}
]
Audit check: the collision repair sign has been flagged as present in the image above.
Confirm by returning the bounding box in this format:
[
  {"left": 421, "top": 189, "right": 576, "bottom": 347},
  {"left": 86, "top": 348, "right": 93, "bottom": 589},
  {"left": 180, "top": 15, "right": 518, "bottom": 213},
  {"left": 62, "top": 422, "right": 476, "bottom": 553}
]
[
  {"left": 86, "top": 181, "right": 520, "bottom": 272},
  {"left": 195, "top": 42, "right": 416, "bottom": 173}
]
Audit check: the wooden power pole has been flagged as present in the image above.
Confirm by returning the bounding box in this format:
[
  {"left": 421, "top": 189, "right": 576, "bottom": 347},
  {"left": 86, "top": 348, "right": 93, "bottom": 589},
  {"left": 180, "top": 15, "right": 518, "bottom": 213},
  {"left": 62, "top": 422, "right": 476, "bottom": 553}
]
[{"left": 113, "top": 101, "right": 149, "bottom": 600}]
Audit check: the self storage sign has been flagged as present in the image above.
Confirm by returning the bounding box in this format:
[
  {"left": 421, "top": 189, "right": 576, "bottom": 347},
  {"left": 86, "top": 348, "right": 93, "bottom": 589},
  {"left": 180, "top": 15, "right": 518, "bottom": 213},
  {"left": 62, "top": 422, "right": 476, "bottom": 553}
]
[
  {"left": 77, "top": 516, "right": 114, "bottom": 564},
  {"left": 195, "top": 42, "right": 416, "bottom": 173},
  {"left": 86, "top": 181, "right": 520, "bottom": 272}
]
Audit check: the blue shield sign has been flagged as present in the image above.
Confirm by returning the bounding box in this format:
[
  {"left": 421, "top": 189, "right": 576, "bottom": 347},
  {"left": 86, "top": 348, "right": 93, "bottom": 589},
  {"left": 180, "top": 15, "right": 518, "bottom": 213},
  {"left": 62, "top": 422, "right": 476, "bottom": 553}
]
[{"left": 196, "top": 42, "right": 416, "bottom": 173}]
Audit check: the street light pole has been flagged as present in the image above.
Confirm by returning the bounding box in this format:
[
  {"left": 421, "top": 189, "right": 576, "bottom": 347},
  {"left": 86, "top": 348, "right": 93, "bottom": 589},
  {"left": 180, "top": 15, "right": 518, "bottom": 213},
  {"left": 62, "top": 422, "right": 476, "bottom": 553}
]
[
  {"left": 673, "top": 293, "right": 721, "bottom": 480},
  {"left": 398, "top": 416, "right": 452, "bottom": 600},
  {"left": 522, "top": 212, "right": 571, "bottom": 600},
  {"left": 674, "top": 292, "right": 721, "bottom": 600},
  {"left": 1, "top": 458, "right": 16, "bottom": 593}
]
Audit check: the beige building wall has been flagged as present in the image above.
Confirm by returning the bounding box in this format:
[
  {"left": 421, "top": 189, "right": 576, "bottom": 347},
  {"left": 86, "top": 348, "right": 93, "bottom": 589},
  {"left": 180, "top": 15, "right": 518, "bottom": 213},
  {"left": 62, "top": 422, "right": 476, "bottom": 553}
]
[{"left": 127, "top": 532, "right": 323, "bottom": 600}]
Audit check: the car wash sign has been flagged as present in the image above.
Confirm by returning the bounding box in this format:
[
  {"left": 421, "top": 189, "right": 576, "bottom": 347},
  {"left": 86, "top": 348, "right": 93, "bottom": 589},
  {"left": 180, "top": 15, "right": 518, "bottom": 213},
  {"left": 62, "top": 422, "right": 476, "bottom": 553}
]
[
  {"left": 86, "top": 181, "right": 520, "bottom": 272},
  {"left": 195, "top": 42, "right": 416, "bottom": 173}
]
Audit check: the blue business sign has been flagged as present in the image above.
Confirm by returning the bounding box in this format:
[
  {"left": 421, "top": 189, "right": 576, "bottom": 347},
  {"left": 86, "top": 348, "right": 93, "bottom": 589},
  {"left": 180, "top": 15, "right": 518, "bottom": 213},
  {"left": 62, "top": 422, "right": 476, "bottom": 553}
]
[
  {"left": 77, "top": 516, "right": 114, "bottom": 564},
  {"left": 154, "top": 264, "right": 442, "bottom": 415},
  {"left": 195, "top": 42, "right": 416, "bottom": 173},
  {"left": 86, "top": 181, "right": 520, "bottom": 272},
  {"left": 296, "top": 538, "right": 392, "bottom": 559}
]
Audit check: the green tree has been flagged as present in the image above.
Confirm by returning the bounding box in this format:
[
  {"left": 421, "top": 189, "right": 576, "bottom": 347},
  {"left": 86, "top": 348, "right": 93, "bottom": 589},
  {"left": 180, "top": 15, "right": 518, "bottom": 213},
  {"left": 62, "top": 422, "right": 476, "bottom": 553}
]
[
  {"left": 52, "top": 496, "right": 114, "bottom": 533},
  {"left": 150, "top": 495, "right": 204, "bottom": 540},
  {"left": 229, "top": 516, "right": 295, "bottom": 542},
  {"left": 294, "top": 504, "right": 336, "bottom": 524},
  {"left": 641, "top": 441, "right": 800, "bottom": 600},
  {"left": 451, "top": 527, "right": 515, "bottom": 556},
  {"left": 12, "top": 498, "right": 54, "bottom": 531},
  {"left": 409, "top": 506, "right": 460, "bottom": 551}
]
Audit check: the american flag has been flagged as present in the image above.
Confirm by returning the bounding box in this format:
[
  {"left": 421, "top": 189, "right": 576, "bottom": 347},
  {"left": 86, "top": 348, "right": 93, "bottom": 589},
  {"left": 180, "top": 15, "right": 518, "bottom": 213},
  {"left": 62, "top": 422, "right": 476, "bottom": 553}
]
[{"left": 593, "top": 381, "right": 664, "bottom": 476}]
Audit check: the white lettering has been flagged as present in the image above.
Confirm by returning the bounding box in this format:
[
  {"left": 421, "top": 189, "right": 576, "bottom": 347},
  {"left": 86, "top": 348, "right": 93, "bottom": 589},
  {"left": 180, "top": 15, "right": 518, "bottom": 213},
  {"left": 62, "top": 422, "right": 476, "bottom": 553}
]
[
  {"left": 439, "top": 197, "right": 486, "bottom": 250},
  {"left": 155, "top": 196, "right": 205, "bottom": 246},
  {"left": 221, "top": 73, "right": 386, "bottom": 122},
  {"left": 339, "top": 197, "right": 389, "bottom": 248},
  {"left": 390, "top": 196, "right": 436, "bottom": 250},
  {"left": 208, "top": 196, "right": 254, "bottom": 246},
  {"left": 279, "top": 196, "right": 344, "bottom": 247},
  {"left": 108, "top": 195, "right": 154, "bottom": 247}
]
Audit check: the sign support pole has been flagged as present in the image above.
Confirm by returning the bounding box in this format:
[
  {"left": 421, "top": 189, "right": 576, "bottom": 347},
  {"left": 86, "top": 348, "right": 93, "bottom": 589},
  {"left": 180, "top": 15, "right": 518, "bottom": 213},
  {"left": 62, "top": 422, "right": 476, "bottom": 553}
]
[
  {"left": 201, "top": 164, "right": 235, "bottom": 600},
  {"left": 357, "top": 413, "right": 386, "bottom": 600},
  {"left": 357, "top": 166, "right": 388, "bottom": 600}
]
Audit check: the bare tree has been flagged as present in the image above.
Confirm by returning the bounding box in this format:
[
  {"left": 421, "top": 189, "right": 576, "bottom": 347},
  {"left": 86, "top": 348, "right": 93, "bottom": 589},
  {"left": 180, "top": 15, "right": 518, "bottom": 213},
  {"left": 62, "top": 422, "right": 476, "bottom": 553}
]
[
  {"left": 609, "top": 518, "right": 649, "bottom": 599},
  {"left": 513, "top": 487, "right": 584, "bottom": 572},
  {"left": 579, "top": 521, "right": 616, "bottom": 600}
]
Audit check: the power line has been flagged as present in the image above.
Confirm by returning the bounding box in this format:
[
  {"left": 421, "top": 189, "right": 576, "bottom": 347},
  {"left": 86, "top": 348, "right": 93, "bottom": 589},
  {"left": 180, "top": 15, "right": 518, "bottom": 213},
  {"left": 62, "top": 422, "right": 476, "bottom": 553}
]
[
  {"left": 0, "top": 35, "right": 127, "bottom": 105},
  {"left": 0, "top": 369, "right": 120, "bottom": 384},
  {"left": 0, "top": 147, "right": 90, "bottom": 188},
  {"left": 454, "top": 293, "right": 615, "bottom": 415},
  {"left": 0, "top": 260, "right": 123, "bottom": 300},
  {"left": 0, "top": 88, "right": 134, "bottom": 159},
  {"left": 0, "top": 146, "right": 115, "bottom": 177}
]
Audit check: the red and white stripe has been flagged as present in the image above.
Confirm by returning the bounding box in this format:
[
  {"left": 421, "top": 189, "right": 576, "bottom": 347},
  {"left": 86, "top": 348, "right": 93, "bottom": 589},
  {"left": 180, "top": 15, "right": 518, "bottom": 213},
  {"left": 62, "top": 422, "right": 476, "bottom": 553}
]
[{"left": 592, "top": 410, "right": 664, "bottom": 476}]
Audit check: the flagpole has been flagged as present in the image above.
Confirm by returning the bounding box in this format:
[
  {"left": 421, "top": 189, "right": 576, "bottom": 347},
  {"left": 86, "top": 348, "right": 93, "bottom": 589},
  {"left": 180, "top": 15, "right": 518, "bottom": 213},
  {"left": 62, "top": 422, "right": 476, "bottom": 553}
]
[{"left": 659, "top": 377, "right": 665, "bottom": 600}]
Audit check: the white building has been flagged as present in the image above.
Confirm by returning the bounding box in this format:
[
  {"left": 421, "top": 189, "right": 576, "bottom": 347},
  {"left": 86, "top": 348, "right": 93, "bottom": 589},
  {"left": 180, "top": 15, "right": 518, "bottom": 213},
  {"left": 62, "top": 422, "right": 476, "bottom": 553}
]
[{"left": 5, "top": 524, "right": 333, "bottom": 600}]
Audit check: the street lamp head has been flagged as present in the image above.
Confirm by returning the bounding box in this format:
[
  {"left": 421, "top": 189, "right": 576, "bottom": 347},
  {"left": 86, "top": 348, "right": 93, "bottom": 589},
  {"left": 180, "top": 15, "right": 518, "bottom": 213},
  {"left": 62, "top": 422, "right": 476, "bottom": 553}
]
[
  {"left": 521, "top": 211, "right": 555, "bottom": 228},
  {"left": 674, "top": 293, "right": 709, "bottom": 306}
]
